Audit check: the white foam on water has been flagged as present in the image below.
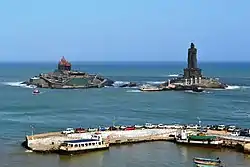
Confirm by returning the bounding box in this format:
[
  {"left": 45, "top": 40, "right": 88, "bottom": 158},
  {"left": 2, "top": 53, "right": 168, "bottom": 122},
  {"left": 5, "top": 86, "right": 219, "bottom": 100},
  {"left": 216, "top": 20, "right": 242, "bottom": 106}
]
[
  {"left": 112, "top": 81, "right": 130, "bottom": 87},
  {"left": 225, "top": 85, "right": 241, "bottom": 90},
  {"left": 126, "top": 90, "right": 141, "bottom": 93},
  {"left": 206, "top": 85, "right": 250, "bottom": 91},
  {"left": 1, "top": 82, "right": 36, "bottom": 89},
  {"left": 168, "top": 74, "right": 180, "bottom": 77},
  {"left": 25, "top": 150, "right": 33, "bottom": 153},
  {"left": 146, "top": 81, "right": 165, "bottom": 84}
]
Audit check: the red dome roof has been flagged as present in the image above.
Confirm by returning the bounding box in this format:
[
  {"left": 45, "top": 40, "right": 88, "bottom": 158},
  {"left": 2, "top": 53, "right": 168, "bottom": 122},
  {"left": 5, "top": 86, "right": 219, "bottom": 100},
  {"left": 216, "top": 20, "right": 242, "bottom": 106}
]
[{"left": 59, "top": 56, "right": 71, "bottom": 66}]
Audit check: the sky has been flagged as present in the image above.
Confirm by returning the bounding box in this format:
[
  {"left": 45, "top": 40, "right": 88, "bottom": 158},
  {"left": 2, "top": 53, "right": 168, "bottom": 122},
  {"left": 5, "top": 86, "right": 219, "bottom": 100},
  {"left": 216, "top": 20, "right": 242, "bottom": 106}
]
[{"left": 0, "top": 0, "right": 249, "bottom": 62}]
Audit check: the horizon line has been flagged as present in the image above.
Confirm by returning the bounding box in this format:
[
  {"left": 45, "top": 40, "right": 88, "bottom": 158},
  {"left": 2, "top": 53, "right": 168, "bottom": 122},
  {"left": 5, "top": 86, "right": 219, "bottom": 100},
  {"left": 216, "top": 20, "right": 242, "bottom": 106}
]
[{"left": 0, "top": 60, "right": 249, "bottom": 63}]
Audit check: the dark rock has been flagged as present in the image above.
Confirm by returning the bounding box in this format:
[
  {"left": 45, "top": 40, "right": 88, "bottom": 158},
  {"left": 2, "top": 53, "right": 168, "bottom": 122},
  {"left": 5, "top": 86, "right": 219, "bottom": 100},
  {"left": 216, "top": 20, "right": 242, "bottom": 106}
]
[
  {"left": 119, "top": 82, "right": 137, "bottom": 88},
  {"left": 102, "top": 78, "right": 114, "bottom": 86}
]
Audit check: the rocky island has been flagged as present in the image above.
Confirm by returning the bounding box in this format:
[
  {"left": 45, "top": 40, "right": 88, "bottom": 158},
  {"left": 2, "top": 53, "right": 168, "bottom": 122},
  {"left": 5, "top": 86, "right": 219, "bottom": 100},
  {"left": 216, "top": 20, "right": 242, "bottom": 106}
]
[
  {"left": 159, "top": 43, "right": 228, "bottom": 90},
  {"left": 22, "top": 57, "right": 114, "bottom": 89}
]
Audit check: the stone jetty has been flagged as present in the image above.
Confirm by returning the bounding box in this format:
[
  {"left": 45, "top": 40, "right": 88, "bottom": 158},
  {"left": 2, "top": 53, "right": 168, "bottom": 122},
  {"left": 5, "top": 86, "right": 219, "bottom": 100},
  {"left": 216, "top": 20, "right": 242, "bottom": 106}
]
[
  {"left": 23, "top": 129, "right": 176, "bottom": 153},
  {"left": 22, "top": 125, "right": 250, "bottom": 155}
]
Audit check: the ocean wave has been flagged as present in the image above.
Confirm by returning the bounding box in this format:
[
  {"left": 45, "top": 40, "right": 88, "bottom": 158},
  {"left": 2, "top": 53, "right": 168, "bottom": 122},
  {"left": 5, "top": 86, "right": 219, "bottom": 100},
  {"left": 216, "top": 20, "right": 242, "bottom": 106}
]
[
  {"left": 168, "top": 74, "right": 180, "bottom": 77},
  {"left": 146, "top": 81, "right": 165, "bottom": 84},
  {"left": 225, "top": 85, "right": 241, "bottom": 90},
  {"left": 225, "top": 85, "right": 250, "bottom": 90},
  {"left": 1, "top": 82, "right": 36, "bottom": 89},
  {"left": 112, "top": 80, "right": 165, "bottom": 87},
  {"left": 126, "top": 90, "right": 141, "bottom": 93},
  {"left": 112, "top": 81, "right": 130, "bottom": 87}
]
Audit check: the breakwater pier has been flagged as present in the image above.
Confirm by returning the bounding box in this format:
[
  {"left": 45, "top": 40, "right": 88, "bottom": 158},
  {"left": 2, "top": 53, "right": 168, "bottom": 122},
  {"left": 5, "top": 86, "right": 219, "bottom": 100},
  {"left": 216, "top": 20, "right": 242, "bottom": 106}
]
[
  {"left": 22, "top": 124, "right": 250, "bottom": 155},
  {"left": 23, "top": 129, "right": 176, "bottom": 153}
]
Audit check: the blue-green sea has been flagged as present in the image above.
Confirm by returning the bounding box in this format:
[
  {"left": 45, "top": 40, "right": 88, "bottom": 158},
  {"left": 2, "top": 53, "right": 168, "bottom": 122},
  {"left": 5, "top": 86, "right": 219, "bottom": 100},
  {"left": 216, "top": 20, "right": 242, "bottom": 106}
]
[{"left": 0, "top": 62, "right": 250, "bottom": 167}]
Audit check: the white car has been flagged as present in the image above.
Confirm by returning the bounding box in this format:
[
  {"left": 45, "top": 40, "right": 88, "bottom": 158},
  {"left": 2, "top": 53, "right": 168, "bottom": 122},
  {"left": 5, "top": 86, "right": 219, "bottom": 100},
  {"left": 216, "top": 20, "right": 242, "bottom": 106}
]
[
  {"left": 62, "top": 128, "right": 74, "bottom": 134},
  {"left": 227, "top": 126, "right": 236, "bottom": 132},
  {"left": 230, "top": 130, "right": 240, "bottom": 136},
  {"left": 157, "top": 124, "right": 165, "bottom": 129},
  {"left": 186, "top": 124, "right": 200, "bottom": 130},
  {"left": 145, "top": 123, "right": 156, "bottom": 129},
  {"left": 134, "top": 125, "right": 143, "bottom": 129},
  {"left": 218, "top": 125, "right": 225, "bottom": 131}
]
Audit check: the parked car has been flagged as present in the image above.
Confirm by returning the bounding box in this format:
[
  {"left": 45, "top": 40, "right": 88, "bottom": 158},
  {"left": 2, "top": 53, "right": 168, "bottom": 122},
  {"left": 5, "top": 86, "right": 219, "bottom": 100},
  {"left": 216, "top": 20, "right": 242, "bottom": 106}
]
[
  {"left": 166, "top": 124, "right": 183, "bottom": 129},
  {"left": 134, "top": 124, "right": 143, "bottom": 129},
  {"left": 145, "top": 123, "right": 156, "bottom": 129},
  {"left": 98, "top": 127, "right": 107, "bottom": 131},
  {"left": 210, "top": 125, "right": 218, "bottom": 130},
  {"left": 239, "top": 129, "right": 250, "bottom": 137},
  {"left": 157, "top": 124, "right": 165, "bottom": 129},
  {"left": 217, "top": 125, "right": 226, "bottom": 131},
  {"left": 186, "top": 124, "right": 200, "bottom": 130},
  {"left": 109, "top": 126, "right": 118, "bottom": 131},
  {"left": 75, "top": 128, "right": 86, "bottom": 133},
  {"left": 87, "top": 128, "right": 98, "bottom": 132},
  {"left": 227, "top": 125, "right": 236, "bottom": 132},
  {"left": 119, "top": 126, "right": 127, "bottom": 130},
  {"left": 230, "top": 130, "right": 240, "bottom": 136},
  {"left": 125, "top": 127, "right": 136, "bottom": 131},
  {"left": 62, "top": 128, "right": 74, "bottom": 134},
  {"left": 200, "top": 128, "right": 207, "bottom": 132}
]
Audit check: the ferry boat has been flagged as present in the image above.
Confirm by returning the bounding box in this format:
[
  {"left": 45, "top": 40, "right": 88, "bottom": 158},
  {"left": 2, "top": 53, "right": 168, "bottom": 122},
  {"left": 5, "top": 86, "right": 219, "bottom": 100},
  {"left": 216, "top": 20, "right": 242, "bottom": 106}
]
[
  {"left": 32, "top": 89, "right": 40, "bottom": 95},
  {"left": 58, "top": 134, "right": 109, "bottom": 154},
  {"left": 175, "top": 130, "right": 223, "bottom": 147},
  {"left": 139, "top": 84, "right": 163, "bottom": 92},
  {"left": 193, "top": 157, "right": 223, "bottom": 167}
]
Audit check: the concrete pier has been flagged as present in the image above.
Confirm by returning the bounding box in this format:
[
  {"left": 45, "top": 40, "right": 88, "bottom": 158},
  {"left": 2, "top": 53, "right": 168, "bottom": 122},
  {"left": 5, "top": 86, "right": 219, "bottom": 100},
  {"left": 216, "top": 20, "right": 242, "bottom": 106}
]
[
  {"left": 22, "top": 127, "right": 250, "bottom": 154},
  {"left": 24, "top": 129, "right": 176, "bottom": 153}
]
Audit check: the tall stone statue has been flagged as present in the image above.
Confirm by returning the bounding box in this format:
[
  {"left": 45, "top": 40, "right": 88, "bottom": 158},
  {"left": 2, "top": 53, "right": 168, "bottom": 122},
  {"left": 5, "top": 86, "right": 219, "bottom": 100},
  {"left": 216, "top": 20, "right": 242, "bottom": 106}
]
[
  {"left": 188, "top": 43, "right": 197, "bottom": 69},
  {"left": 183, "top": 43, "right": 202, "bottom": 79}
]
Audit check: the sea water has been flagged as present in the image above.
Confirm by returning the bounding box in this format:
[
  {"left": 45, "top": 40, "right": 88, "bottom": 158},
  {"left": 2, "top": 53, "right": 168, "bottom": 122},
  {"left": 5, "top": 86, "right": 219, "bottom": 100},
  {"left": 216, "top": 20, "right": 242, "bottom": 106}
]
[{"left": 0, "top": 62, "right": 250, "bottom": 167}]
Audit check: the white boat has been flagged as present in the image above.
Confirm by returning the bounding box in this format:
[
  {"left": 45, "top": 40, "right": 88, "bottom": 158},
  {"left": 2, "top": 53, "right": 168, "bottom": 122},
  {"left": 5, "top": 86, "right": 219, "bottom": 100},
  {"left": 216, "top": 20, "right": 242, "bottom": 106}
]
[
  {"left": 58, "top": 134, "right": 109, "bottom": 154},
  {"left": 139, "top": 84, "right": 163, "bottom": 92},
  {"left": 32, "top": 89, "right": 40, "bottom": 95},
  {"left": 175, "top": 130, "right": 223, "bottom": 146}
]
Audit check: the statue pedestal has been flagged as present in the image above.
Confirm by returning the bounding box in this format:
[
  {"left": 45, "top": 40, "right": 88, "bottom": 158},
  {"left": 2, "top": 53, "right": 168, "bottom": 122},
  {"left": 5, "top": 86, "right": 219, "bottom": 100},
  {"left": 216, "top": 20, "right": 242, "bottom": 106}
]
[{"left": 183, "top": 68, "right": 202, "bottom": 79}]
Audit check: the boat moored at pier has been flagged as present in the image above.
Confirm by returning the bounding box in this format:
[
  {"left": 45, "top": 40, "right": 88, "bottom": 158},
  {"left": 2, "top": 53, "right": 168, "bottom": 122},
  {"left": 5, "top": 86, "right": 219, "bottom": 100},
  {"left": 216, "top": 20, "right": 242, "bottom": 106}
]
[
  {"left": 193, "top": 157, "right": 223, "bottom": 167},
  {"left": 175, "top": 130, "right": 223, "bottom": 147},
  {"left": 58, "top": 134, "right": 109, "bottom": 154}
]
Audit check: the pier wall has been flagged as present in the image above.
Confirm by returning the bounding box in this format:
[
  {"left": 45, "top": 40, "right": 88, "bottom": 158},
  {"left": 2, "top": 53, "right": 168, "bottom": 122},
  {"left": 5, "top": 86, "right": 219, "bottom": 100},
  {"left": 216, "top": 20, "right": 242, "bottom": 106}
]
[
  {"left": 25, "top": 129, "right": 176, "bottom": 152},
  {"left": 24, "top": 128, "right": 250, "bottom": 154}
]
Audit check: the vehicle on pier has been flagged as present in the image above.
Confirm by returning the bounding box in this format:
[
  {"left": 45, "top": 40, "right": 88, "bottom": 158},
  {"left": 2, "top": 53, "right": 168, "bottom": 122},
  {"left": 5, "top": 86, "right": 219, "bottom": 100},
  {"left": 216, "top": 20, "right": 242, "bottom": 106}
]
[
  {"left": 193, "top": 157, "right": 223, "bottom": 167},
  {"left": 62, "top": 128, "right": 74, "bottom": 134},
  {"left": 75, "top": 128, "right": 86, "bottom": 133},
  {"left": 134, "top": 124, "right": 143, "bottom": 129},
  {"left": 144, "top": 123, "right": 157, "bottom": 129},
  {"left": 58, "top": 134, "right": 109, "bottom": 154}
]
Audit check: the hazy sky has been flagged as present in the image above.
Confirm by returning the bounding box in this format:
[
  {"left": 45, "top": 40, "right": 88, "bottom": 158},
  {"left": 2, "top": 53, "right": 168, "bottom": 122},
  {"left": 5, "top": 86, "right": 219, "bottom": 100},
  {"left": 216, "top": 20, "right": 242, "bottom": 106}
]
[{"left": 0, "top": 0, "right": 249, "bottom": 62}]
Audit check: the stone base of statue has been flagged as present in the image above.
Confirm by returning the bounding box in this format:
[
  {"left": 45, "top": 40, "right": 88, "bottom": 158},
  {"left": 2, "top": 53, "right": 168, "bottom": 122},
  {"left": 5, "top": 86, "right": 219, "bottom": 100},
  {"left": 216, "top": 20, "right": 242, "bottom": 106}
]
[{"left": 183, "top": 68, "right": 202, "bottom": 79}]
